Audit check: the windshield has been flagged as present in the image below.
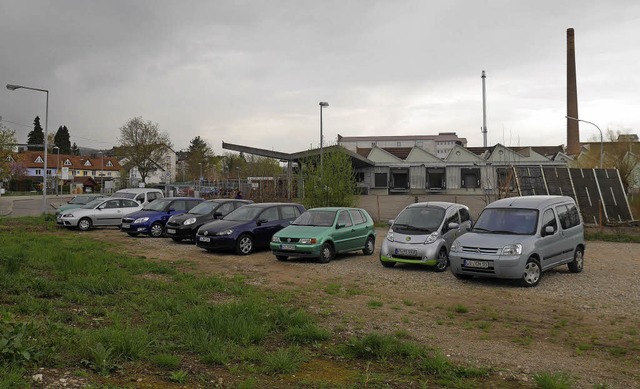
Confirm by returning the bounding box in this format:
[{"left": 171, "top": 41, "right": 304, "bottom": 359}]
[
  {"left": 223, "top": 206, "right": 262, "bottom": 221},
  {"left": 82, "top": 198, "right": 106, "bottom": 209},
  {"left": 292, "top": 210, "right": 336, "bottom": 227},
  {"left": 142, "top": 199, "right": 171, "bottom": 211},
  {"left": 112, "top": 191, "right": 136, "bottom": 199},
  {"left": 393, "top": 207, "right": 445, "bottom": 232},
  {"left": 70, "top": 196, "right": 94, "bottom": 204},
  {"left": 473, "top": 208, "right": 538, "bottom": 235},
  {"left": 189, "top": 201, "right": 220, "bottom": 215}
]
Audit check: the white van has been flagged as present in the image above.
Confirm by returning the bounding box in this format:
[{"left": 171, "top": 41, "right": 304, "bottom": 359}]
[
  {"left": 112, "top": 188, "right": 164, "bottom": 207},
  {"left": 449, "top": 195, "right": 585, "bottom": 287}
]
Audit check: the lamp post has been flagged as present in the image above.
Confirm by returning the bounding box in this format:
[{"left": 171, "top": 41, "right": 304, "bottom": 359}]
[
  {"left": 98, "top": 151, "right": 104, "bottom": 194},
  {"left": 236, "top": 167, "right": 240, "bottom": 194},
  {"left": 566, "top": 116, "right": 603, "bottom": 169},
  {"left": 319, "top": 102, "right": 329, "bottom": 179},
  {"left": 7, "top": 83, "right": 49, "bottom": 213},
  {"left": 53, "top": 146, "right": 60, "bottom": 196}
]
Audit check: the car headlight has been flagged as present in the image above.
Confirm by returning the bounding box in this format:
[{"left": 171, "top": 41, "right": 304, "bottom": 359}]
[
  {"left": 450, "top": 240, "right": 461, "bottom": 253},
  {"left": 216, "top": 229, "right": 233, "bottom": 236},
  {"left": 386, "top": 230, "right": 394, "bottom": 242},
  {"left": 272, "top": 236, "right": 281, "bottom": 242},
  {"left": 62, "top": 213, "right": 73, "bottom": 218},
  {"left": 299, "top": 238, "right": 317, "bottom": 244},
  {"left": 501, "top": 244, "right": 522, "bottom": 256},
  {"left": 424, "top": 232, "right": 439, "bottom": 244},
  {"left": 184, "top": 217, "right": 197, "bottom": 225},
  {"left": 134, "top": 217, "right": 149, "bottom": 224}
]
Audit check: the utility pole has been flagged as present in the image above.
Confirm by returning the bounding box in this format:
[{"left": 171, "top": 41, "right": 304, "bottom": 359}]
[{"left": 481, "top": 70, "right": 488, "bottom": 148}]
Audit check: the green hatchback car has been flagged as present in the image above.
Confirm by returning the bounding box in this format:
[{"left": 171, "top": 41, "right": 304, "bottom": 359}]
[{"left": 270, "top": 207, "right": 376, "bottom": 263}]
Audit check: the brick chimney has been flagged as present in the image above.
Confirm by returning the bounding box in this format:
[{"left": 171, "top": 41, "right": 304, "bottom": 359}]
[{"left": 566, "top": 28, "right": 580, "bottom": 155}]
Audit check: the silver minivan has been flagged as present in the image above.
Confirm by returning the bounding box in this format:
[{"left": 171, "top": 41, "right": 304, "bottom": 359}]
[
  {"left": 380, "top": 202, "right": 473, "bottom": 271},
  {"left": 112, "top": 188, "right": 164, "bottom": 207},
  {"left": 449, "top": 195, "right": 585, "bottom": 287}
]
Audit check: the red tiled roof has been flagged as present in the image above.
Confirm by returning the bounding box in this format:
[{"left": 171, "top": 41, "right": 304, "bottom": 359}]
[{"left": 11, "top": 151, "right": 122, "bottom": 171}]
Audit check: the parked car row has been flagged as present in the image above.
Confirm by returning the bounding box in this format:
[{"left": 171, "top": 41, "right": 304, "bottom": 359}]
[{"left": 55, "top": 192, "right": 585, "bottom": 287}]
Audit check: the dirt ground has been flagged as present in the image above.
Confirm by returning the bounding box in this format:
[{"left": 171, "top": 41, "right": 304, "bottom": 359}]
[{"left": 90, "top": 228, "right": 640, "bottom": 388}]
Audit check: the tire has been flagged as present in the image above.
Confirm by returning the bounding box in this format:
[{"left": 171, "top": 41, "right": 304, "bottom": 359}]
[
  {"left": 235, "top": 234, "right": 253, "bottom": 255},
  {"left": 453, "top": 272, "right": 473, "bottom": 280},
  {"left": 78, "top": 217, "right": 92, "bottom": 231},
  {"left": 362, "top": 236, "right": 375, "bottom": 255},
  {"left": 434, "top": 248, "right": 449, "bottom": 272},
  {"left": 380, "top": 258, "right": 396, "bottom": 268},
  {"left": 150, "top": 223, "right": 164, "bottom": 238},
  {"left": 568, "top": 247, "right": 584, "bottom": 273},
  {"left": 171, "top": 237, "right": 183, "bottom": 242},
  {"left": 276, "top": 255, "right": 288, "bottom": 261},
  {"left": 318, "top": 243, "right": 334, "bottom": 264},
  {"left": 520, "top": 257, "right": 541, "bottom": 287},
  {"left": 127, "top": 232, "right": 140, "bottom": 237}
]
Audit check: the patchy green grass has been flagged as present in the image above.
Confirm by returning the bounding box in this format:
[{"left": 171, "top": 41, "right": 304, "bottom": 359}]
[{"left": 0, "top": 216, "right": 618, "bottom": 388}]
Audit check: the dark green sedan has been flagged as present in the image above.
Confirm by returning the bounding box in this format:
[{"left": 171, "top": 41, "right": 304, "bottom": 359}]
[{"left": 270, "top": 207, "right": 376, "bottom": 263}]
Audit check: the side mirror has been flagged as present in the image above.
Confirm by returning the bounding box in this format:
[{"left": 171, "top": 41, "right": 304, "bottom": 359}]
[
  {"left": 448, "top": 222, "right": 460, "bottom": 230},
  {"left": 336, "top": 223, "right": 346, "bottom": 229},
  {"left": 388, "top": 219, "right": 395, "bottom": 225},
  {"left": 543, "top": 225, "right": 555, "bottom": 236},
  {"left": 213, "top": 211, "right": 223, "bottom": 218},
  {"left": 168, "top": 208, "right": 175, "bottom": 213},
  {"left": 257, "top": 218, "right": 267, "bottom": 225}
]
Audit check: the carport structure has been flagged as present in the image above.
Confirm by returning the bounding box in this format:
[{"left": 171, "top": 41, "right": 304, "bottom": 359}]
[{"left": 221, "top": 142, "right": 374, "bottom": 199}]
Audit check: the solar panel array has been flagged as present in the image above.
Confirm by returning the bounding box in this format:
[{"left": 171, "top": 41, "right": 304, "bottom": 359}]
[{"left": 504, "top": 166, "right": 633, "bottom": 224}]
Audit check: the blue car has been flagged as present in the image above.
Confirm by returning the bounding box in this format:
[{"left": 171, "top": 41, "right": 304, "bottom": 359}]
[
  {"left": 196, "top": 202, "right": 305, "bottom": 255},
  {"left": 121, "top": 197, "right": 204, "bottom": 237}
]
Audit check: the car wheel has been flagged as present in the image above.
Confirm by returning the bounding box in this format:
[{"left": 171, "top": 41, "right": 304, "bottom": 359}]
[
  {"left": 453, "top": 272, "right": 473, "bottom": 280},
  {"left": 171, "top": 237, "right": 183, "bottom": 242},
  {"left": 276, "top": 255, "right": 288, "bottom": 261},
  {"left": 568, "top": 247, "right": 584, "bottom": 273},
  {"left": 520, "top": 257, "right": 541, "bottom": 287},
  {"left": 380, "top": 258, "right": 396, "bottom": 268},
  {"left": 362, "top": 236, "right": 375, "bottom": 255},
  {"left": 434, "top": 248, "right": 449, "bottom": 272},
  {"left": 127, "top": 232, "right": 140, "bottom": 237},
  {"left": 236, "top": 234, "right": 253, "bottom": 255},
  {"left": 78, "top": 217, "right": 92, "bottom": 231},
  {"left": 318, "top": 243, "right": 334, "bottom": 264},
  {"left": 150, "top": 223, "right": 164, "bottom": 238}
]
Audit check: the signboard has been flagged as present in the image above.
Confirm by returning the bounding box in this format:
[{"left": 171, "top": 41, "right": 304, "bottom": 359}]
[{"left": 61, "top": 167, "right": 70, "bottom": 180}]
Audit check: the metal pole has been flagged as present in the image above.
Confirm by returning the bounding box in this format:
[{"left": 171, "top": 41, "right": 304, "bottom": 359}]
[
  {"left": 481, "top": 71, "right": 488, "bottom": 148},
  {"left": 6, "top": 84, "right": 49, "bottom": 213},
  {"left": 566, "top": 116, "right": 603, "bottom": 169},
  {"left": 319, "top": 102, "right": 329, "bottom": 180}
]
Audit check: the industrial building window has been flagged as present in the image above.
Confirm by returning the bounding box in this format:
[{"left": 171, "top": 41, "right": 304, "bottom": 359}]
[
  {"left": 374, "top": 173, "right": 388, "bottom": 187},
  {"left": 461, "top": 168, "right": 480, "bottom": 188}
]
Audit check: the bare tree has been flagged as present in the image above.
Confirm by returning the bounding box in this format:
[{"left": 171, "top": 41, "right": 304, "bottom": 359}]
[
  {"left": 115, "top": 117, "right": 173, "bottom": 184},
  {"left": 0, "top": 123, "right": 17, "bottom": 181}
]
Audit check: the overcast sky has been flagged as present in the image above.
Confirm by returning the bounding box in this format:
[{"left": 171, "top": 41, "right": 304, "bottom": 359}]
[{"left": 2, "top": 0, "right": 639, "bottom": 155}]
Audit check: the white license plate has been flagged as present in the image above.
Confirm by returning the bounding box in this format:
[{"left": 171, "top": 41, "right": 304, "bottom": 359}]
[
  {"left": 464, "top": 260, "right": 489, "bottom": 268},
  {"left": 280, "top": 244, "right": 296, "bottom": 250},
  {"left": 166, "top": 229, "right": 176, "bottom": 234},
  {"left": 199, "top": 237, "right": 211, "bottom": 242},
  {"left": 121, "top": 223, "right": 130, "bottom": 229},
  {"left": 395, "top": 248, "right": 418, "bottom": 256}
]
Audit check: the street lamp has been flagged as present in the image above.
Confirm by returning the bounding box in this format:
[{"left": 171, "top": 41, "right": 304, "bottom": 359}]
[
  {"left": 236, "top": 167, "right": 240, "bottom": 194},
  {"left": 7, "top": 83, "right": 49, "bottom": 213},
  {"left": 319, "top": 102, "right": 329, "bottom": 178},
  {"left": 566, "top": 116, "right": 603, "bottom": 169},
  {"left": 53, "top": 146, "right": 60, "bottom": 196},
  {"left": 98, "top": 151, "right": 104, "bottom": 194}
]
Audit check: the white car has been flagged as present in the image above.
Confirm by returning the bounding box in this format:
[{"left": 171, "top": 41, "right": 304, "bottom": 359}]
[{"left": 59, "top": 197, "right": 143, "bottom": 231}]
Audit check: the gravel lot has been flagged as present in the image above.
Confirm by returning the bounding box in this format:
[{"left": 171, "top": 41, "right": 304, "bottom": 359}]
[{"left": 90, "top": 227, "right": 640, "bottom": 388}]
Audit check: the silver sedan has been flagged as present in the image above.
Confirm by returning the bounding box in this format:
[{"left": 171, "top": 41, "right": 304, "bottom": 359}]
[{"left": 59, "top": 198, "right": 143, "bottom": 231}]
